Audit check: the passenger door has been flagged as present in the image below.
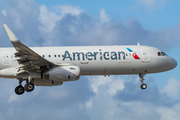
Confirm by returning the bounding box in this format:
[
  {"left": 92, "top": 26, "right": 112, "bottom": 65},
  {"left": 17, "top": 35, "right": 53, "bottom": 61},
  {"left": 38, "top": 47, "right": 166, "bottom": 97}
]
[
  {"left": 2, "top": 52, "right": 10, "bottom": 65},
  {"left": 141, "top": 48, "right": 150, "bottom": 63}
]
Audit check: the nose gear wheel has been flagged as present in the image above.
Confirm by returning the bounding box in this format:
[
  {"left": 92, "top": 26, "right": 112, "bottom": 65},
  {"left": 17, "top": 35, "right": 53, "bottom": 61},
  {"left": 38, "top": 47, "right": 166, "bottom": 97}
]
[
  {"left": 139, "top": 74, "right": 147, "bottom": 90},
  {"left": 140, "top": 83, "right": 147, "bottom": 89}
]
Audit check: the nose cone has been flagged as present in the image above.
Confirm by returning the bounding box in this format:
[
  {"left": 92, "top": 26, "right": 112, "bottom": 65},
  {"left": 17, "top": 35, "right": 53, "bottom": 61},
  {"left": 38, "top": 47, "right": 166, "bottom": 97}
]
[
  {"left": 164, "top": 57, "right": 177, "bottom": 71},
  {"left": 153, "top": 56, "right": 177, "bottom": 73},
  {"left": 170, "top": 58, "right": 177, "bottom": 69}
]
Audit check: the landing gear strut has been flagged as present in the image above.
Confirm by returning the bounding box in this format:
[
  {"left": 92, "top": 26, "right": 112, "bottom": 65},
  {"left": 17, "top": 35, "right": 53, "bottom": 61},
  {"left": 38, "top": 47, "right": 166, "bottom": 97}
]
[
  {"left": 139, "top": 74, "right": 147, "bottom": 90},
  {"left": 14, "top": 79, "right": 35, "bottom": 95}
]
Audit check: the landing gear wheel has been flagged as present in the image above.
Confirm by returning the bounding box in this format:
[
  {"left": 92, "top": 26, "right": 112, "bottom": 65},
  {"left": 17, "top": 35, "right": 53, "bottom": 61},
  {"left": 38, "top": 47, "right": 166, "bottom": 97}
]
[
  {"left": 24, "top": 82, "right": 35, "bottom": 92},
  {"left": 15, "top": 85, "right": 25, "bottom": 95},
  {"left": 140, "top": 84, "right": 147, "bottom": 90}
]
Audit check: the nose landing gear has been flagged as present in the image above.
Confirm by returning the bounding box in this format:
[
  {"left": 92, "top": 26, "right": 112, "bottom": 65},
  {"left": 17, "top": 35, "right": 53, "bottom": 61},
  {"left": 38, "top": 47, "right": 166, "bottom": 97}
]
[{"left": 139, "top": 74, "right": 147, "bottom": 90}]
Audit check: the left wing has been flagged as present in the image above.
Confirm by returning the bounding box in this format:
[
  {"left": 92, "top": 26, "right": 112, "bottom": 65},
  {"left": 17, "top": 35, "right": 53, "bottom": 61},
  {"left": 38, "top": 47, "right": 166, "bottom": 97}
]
[{"left": 3, "top": 24, "right": 56, "bottom": 75}]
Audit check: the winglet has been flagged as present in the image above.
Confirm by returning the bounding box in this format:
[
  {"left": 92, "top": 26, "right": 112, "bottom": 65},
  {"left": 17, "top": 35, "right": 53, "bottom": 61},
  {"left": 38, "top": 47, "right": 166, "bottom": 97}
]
[{"left": 3, "top": 24, "right": 19, "bottom": 42}]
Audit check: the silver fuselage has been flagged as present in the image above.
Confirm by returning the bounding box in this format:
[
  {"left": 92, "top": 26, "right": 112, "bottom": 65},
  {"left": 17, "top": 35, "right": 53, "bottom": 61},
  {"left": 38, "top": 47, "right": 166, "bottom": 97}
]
[{"left": 0, "top": 45, "right": 177, "bottom": 78}]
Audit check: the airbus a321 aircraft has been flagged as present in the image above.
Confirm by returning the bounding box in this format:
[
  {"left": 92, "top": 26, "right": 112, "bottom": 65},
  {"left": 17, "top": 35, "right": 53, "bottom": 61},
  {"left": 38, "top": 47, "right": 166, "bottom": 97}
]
[{"left": 0, "top": 24, "right": 177, "bottom": 95}]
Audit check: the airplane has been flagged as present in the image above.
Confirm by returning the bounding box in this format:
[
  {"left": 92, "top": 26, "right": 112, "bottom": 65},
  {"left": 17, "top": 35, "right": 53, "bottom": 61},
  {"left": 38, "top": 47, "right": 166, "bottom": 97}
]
[{"left": 0, "top": 24, "right": 177, "bottom": 95}]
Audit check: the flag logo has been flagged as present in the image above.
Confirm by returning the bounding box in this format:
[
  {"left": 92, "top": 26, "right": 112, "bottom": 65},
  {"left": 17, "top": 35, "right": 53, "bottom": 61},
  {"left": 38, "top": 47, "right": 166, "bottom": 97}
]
[{"left": 126, "top": 48, "right": 140, "bottom": 59}]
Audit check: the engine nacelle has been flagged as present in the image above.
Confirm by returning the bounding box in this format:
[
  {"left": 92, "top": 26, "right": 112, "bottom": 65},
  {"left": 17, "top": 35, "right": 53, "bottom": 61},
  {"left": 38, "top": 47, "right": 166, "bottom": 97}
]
[{"left": 43, "top": 66, "right": 80, "bottom": 81}]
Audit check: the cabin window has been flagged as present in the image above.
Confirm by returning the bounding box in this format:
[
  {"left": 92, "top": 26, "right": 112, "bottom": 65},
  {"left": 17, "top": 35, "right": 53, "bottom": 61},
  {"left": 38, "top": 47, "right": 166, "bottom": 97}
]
[
  {"left": 54, "top": 55, "right": 56, "bottom": 57},
  {"left": 58, "top": 55, "right": 60, "bottom": 57},
  {"left": 49, "top": 55, "right": 51, "bottom": 57},
  {"left": 43, "top": 55, "right": 45, "bottom": 57}
]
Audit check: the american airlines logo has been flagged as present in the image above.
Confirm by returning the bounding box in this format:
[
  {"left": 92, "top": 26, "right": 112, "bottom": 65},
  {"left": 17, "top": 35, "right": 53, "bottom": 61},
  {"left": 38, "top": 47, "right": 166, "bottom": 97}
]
[
  {"left": 62, "top": 48, "right": 140, "bottom": 61},
  {"left": 126, "top": 48, "right": 140, "bottom": 59},
  {"left": 63, "top": 49, "right": 126, "bottom": 61}
]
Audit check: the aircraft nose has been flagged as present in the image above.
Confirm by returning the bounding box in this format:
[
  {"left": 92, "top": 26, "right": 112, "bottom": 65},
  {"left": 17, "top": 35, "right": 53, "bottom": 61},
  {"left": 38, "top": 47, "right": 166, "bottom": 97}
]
[{"left": 169, "top": 57, "right": 177, "bottom": 69}]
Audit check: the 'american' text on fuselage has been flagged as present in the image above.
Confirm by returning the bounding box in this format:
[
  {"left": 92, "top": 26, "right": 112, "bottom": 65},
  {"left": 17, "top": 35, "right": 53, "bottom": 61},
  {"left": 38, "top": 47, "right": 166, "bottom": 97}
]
[{"left": 63, "top": 49, "right": 126, "bottom": 61}]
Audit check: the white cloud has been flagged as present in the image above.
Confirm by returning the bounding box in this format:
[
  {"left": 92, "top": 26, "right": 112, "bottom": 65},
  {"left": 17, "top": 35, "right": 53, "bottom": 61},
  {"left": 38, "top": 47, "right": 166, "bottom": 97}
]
[
  {"left": 55, "top": 5, "right": 83, "bottom": 16},
  {"left": 2, "top": 9, "right": 7, "bottom": 16},
  {"left": 160, "top": 77, "right": 180, "bottom": 98},
  {"left": 133, "top": 0, "right": 166, "bottom": 11},
  {"left": 39, "top": 5, "right": 83, "bottom": 34},
  {"left": 86, "top": 100, "right": 92, "bottom": 108},
  {"left": 39, "top": 5, "right": 61, "bottom": 33},
  {"left": 157, "top": 106, "right": 180, "bottom": 120},
  {"left": 87, "top": 76, "right": 125, "bottom": 95},
  {"left": 100, "top": 8, "right": 110, "bottom": 23},
  {"left": 8, "top": 94, "right": 18, "bottom": 103},
  {"left": 107, "top": 78, "right": 124, "bottom": 95},
  {"left": 88, "top": 76, "right": 112, "bottom": 95}
]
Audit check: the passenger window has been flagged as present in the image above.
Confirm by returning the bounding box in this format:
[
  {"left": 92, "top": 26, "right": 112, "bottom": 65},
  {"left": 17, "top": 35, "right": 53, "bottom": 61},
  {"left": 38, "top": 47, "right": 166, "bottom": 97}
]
[
  {"left": 54, "top": 55, "right": 56, "bottom": 57},
  {"left": 58, "top": 55, "right": 60, "bottom": 57},
  {"left": 49, "top": 55, "right": 51, "bottom": 57},
  {"left": 43, "top": 55, "right": 45, "bottom": 57}
]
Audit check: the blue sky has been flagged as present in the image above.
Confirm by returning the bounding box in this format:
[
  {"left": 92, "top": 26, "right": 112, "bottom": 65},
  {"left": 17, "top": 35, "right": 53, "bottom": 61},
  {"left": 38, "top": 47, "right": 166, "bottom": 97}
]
[
  {"left": 32, "top": 0, "right": 180, "bottom": 29},
  {"left": 0, "top": 0, "right": 180, "bottom": 120}
]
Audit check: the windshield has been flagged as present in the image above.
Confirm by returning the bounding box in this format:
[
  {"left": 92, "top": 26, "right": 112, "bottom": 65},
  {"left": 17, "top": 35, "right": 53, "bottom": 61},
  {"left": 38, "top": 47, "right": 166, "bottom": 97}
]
[{"left": 157, "top": 52, "right": 167, "bottom": 56}]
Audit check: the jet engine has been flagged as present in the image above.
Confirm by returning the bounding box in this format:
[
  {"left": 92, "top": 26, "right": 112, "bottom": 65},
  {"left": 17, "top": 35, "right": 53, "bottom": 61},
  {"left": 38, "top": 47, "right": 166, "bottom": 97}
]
[{"left": 42, "top": 66, "right": 80, "bottom": 81}]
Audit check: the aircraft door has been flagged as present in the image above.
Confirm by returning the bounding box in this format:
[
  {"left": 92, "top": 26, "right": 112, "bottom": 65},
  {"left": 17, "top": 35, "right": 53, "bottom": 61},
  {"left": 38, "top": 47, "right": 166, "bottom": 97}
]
[
  {"left": 2, "top": 52, "right": 10, "bottom": 65},
  {"left": 141, "top": 48, "right": 150, "bottom": 63}
]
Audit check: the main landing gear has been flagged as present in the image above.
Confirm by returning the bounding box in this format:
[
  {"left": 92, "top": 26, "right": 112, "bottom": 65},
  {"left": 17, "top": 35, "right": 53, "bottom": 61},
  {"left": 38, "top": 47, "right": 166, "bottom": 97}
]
[
  {"left": 139, "top": 74, "right": 147, "bottom": 90},
  {"left": 15, "top": 79, "right": 35, "bottom": 95}
]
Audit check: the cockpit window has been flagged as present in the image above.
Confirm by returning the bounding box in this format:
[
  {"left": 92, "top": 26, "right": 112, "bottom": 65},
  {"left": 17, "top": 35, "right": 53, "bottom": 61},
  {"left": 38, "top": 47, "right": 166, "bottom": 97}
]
[
  {"left": 161, "top": 52, "right": 167, "bottom": 56},
  {"left": 157, "top": 52, "right": 167, "bottom": 56}
]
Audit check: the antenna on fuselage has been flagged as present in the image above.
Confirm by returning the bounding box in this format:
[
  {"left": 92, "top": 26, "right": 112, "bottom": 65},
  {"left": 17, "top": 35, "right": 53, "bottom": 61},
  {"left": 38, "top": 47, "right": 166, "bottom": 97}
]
[{"left": 137, "top": 42, "right": 140, "bottom": 46}]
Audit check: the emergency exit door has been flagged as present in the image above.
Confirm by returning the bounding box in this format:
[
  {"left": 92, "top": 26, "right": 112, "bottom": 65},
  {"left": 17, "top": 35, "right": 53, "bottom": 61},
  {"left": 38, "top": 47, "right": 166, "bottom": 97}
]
[{"left": 2, "top": 52, "right": 10, "bottom": 65}]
